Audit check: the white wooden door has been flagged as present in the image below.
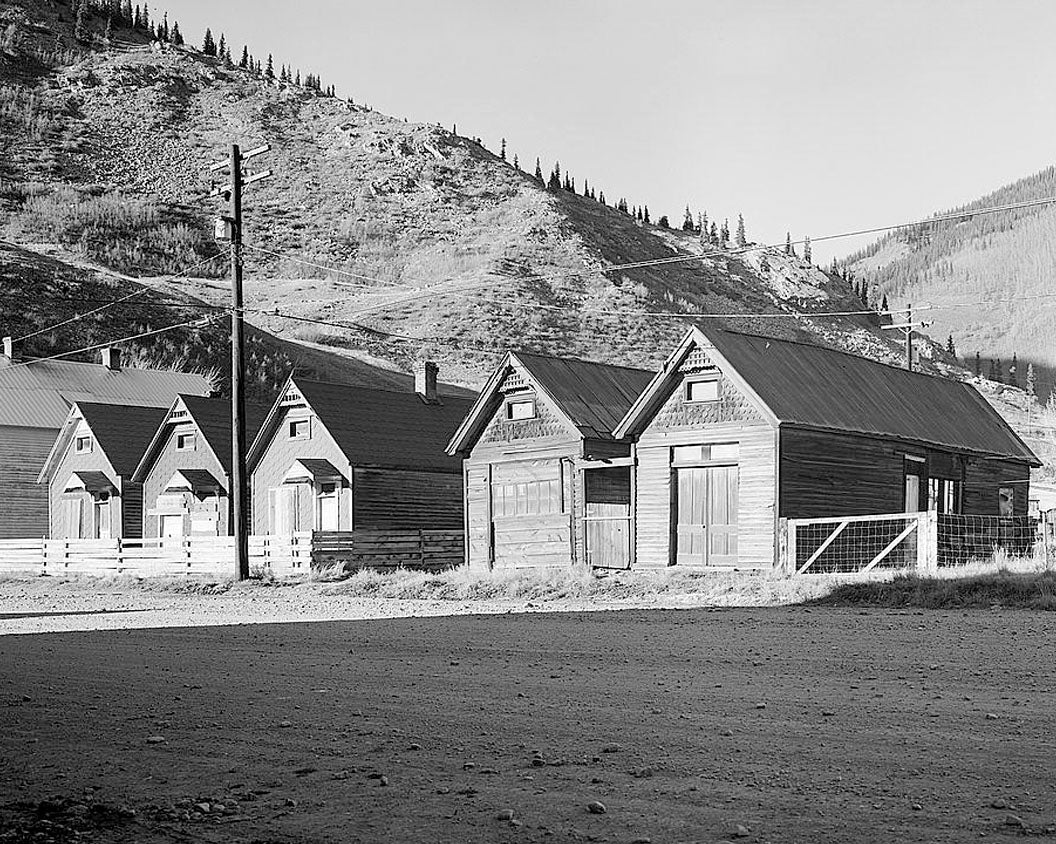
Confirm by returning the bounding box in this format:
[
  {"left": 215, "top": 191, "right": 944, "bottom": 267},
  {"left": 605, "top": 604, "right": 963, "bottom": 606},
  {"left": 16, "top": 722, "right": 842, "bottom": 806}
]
[
  {"left": 317, "top": 483, "right": 339, "bottom": 530},
  {"left": 676, "top": 466, "right": 738, "bottom": 566},
  {"left": 160, "top": 514, "right": 184, "bottom": 538}
]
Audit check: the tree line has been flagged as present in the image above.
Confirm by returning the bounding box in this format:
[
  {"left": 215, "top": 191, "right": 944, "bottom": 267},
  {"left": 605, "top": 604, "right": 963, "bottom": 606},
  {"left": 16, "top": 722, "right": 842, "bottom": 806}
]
[{"left": 63, "top": 0, "right": 339, "bottom": 99}]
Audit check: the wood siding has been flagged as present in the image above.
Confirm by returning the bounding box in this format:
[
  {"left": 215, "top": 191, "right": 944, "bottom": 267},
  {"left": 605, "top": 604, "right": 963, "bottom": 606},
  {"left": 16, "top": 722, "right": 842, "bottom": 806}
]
[
  {"left": 779, "top": 428, "right": 1033, "bottom": 518},
  {"left": 250, "top": 403, "right": 352, "bottom": 533},
  {"left": 633, "top": 349, "right": 777, "bottom": 568},
  {"left": 353, "top": 468, "right": 463, "bottom": 530},
  {"left": 141, "top": 421, "right": 229, "bottom": 538},
  {"left": 47, "top": 422, "right": 132, "bottom": 539},
  {"left": 0, "top": 425, "right": 54, "bottom": 539}
]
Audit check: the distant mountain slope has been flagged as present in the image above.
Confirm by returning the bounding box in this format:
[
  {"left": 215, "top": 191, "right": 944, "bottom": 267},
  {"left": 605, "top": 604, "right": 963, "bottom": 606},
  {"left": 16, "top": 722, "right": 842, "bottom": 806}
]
[{"left": 844, "top": 166, "right": 1056, "bottom": 400}]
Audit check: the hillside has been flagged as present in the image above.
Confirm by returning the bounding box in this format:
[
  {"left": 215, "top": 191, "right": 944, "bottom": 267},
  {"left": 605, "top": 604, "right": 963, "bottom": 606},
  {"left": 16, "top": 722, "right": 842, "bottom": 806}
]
[
  {"left": 0, "top": 0, "right": 913, "bottom": 388},
  {"left": 844, "top": 166, "right": 1056, "bottom": 402}
]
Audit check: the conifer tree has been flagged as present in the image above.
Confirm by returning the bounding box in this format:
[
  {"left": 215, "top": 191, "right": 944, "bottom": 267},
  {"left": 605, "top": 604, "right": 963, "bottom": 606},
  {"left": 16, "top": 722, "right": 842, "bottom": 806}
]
[
  {"left": 217, "top": 33, "right": 226, "bottom": 60},
  {"left": 141, "top": 2, "right": 149, "bottom": 32},
  {"left": 265, "top": 53, "right": 275, "bottom": 80},
  {"left": 534, "top": 158, "right": 543, "bottom": 182},
  {"left": 171, "top": 20, "right": 182, "bottom": 44},
  {"left": 720, "top": 219, "right": 730, "bottom": 244},
  {"left": 239, "top": 45, "right": 248, "bottom": 68},
  {"left": 785, "top": 232, "right": 793, "bottom": 255},
  {"left": 160, "top": 11, "right": 168, "bottom": 40},
  {"left": 644, "top": 206, "right": 650, "bottom": 224},
  {"left": 121, "top": 0, "right": 133, "bottom": 26},
  {"left": 590, "top": 187, "right": 596, "bottom": 200},
  {"left": 994, "top": 358, "right": 1003, "bottom": 384},
  {"left": 803, "top": 236, "right": 812, "bottom": 264},
  {"left": 881, "top": 293, "right": 889, "bottom": 311},
  {"left": 74, "top": 4, "right": 87, "bottom": 40},
  {"left": 598, "top": 191, "right": 606, "bottom": 206},
  {"left": 945, "top": 334, "right": 956, "bottom": 357},
  {"left": 569, "top": 176, "right": 575, "bottom": 193},
  {"left": 973, "top": 351, "right": 981, "bottom": 376},
  {"left": 104, "top": 15, "right": 113, "bottom": 43},
  {"left": 133, "top": 4, "right": 141, "bottom": 29},
  {"left": 710, "top": 221, "right": 718, "bottom": 242},
  {"left": 295, "top": 69, "right": 301, "bottom": 86},
  {"left": 682, "top": 205, "right": 694, "bottom": 232},
  {"left": 735, "top": 213, "right": 747, "bottom": 247},
  {"left": 700, "top": 211, "right": 708, "bottom": 240},
  {"left": 202, "top": 28, "right": 216, "bottom": 56},
  {"left": 582, "top": 178, "right": 589, "bottom": 197},
  {"left": 499, "top": 138, "right": 506, "bottom": 160},
  {"left": 513, "top": 153, "right": 519, "bottom": 170},
  {"left": 1026, "top": 363, "right": 1037, "bottom": 398},
  {"left": 658, "top": 215, "right": 670, "bottom": 229},
  {"left": 1009, "top": 353, "right": 1019, "bottom": 387}
]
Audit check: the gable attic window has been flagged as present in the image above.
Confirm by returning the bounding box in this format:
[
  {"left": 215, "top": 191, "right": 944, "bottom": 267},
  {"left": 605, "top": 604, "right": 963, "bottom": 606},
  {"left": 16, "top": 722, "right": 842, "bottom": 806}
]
[
  {"left": 685, "top": 377, "right": 720, "bottom": 403},
  {"left": 289, "top": 418, "right": 310, "bottom": 440},
  {"left": 505, "top": 396, "right": 536, "bottom": 421},
  {"left": 176, "top": 432, "right": 196, "bottom": 451},
  {"left": 74, "top": 435, "right": 92, "bottom": 454}
]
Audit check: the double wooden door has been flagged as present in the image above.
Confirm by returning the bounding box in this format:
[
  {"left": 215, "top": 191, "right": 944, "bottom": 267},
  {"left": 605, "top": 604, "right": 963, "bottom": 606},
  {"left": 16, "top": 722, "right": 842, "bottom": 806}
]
[{"left": 675, "top": 465, "right": 739, "bottom": 566}]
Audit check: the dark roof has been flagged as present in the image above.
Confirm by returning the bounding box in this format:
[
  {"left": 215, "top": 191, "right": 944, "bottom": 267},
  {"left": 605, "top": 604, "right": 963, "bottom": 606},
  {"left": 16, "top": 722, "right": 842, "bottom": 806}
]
[
  {"left": 165, "top": 469, "right": 223, "bottom": 491},
  {"left": 77, "top": 402, "right": 170, "bottom": 476},
  {"left": 64, "top": 471, "right": 113, "bottom": 493},
  {"left": 291, "top": 458, "right": 345, "bottom": 479},
  {"left": 515, "top": 352, "right": 655, "bottom": 439},
  {"left": 295, "top": 379, "right": 476, "bottom": 472},
  {"left": 180, "top": 395, "right": 269, "bottom": 474},
  {"left": 702, "top": 328, "right": 1039, "bottom": 464},
  {"left": 0, "top": 359, "right": 211, "bottom": 428}
]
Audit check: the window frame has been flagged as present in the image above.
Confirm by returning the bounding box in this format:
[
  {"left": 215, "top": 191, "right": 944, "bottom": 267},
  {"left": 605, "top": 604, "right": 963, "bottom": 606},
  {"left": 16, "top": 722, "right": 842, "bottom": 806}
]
[
  {"left": 505, "top": 396, "right": 537, "bottom": 421},
  {"left": 288, "top": 418, "right": 311, "bottom": 440},
  {"left": 684, "top": 377, "right": 720, "bottom": 404},
  {"left": 175, "top": 432, "right": 196, "bottom": 451},
  {"left": 74, "top": 434, "right": 92, "bottom": 454}
]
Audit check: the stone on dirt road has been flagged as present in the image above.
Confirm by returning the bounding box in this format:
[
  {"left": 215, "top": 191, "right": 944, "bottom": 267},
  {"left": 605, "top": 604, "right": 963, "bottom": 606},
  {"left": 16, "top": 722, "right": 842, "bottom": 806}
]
[
  {"left": 587, "top": 801, "right": 606, "bottom": 814},
  {"left": 730, "top": 822, "right": 752, "bottom": 837},
  {"left": 601, "top": 742, "right": 622, "bottom": 753},
  {"left": 496, "top": 809, "right": 515, "bottom": 821},
  {"left": 145, "top": 735, "right": 165, "bottom": 744}
]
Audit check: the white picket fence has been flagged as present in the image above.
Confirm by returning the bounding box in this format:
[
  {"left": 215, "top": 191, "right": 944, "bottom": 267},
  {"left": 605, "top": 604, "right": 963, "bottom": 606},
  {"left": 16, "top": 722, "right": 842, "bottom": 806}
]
[{"left": 0, "top": 537, "right": 235, "bottom": 578}]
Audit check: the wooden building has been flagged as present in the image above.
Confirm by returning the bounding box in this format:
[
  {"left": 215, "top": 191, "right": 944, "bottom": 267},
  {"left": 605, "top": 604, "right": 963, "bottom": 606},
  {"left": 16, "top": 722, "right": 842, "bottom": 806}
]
[
  {"left": 446, "top": 352, "right": 654, "bottom": 570},
  {"left": 0, "top": 340, "right": 210, "bottom": 539},
  {"left": 37, "top": 402, "right": 171, "bottom": 539},
  {"left": 131, "top": 395, "right": 268, "bottom": 538},
  {"left": 248, "top": 368, "right": 474, "bottom": 535},
  {"left": 614, "top": 326, "right": 1041, "bottom": 569}
]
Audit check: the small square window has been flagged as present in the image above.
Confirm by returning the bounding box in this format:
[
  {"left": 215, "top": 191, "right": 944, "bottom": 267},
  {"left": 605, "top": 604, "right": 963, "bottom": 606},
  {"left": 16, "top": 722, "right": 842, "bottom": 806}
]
[
  {"left": 506, "top": 398, "right": 536, "bottom": 420},
  {"left": 74, "top": 435, "right": 92, "bottom": 454},
  {"left": 289, "top": 419, "right": 310, "bottom": 440},
  {"left": 685, "top": 379, "right": 720, "bottom": 403},
  {"left": 176, "top": 432, "right": 195, "bottom": 451}
]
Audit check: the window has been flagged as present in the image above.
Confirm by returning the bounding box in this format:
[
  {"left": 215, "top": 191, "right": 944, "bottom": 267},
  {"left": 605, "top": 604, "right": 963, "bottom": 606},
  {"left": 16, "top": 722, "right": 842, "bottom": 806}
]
[
  {"left": 75, "top": 435, "right": 92, "bottom": 454},
  {"left": 491, "top": 478, "right": 562, "bottom": 517},
  {"left": 999, "top": 487, "right": 1014, "bottom": 517},
  {"left": 685, "top": 378, "right": 720, "bottom": 403},
  {"left": 928, "top": 477, "right": 962, "bottom": 514},
  {"left": 176, "top": 432, "right": 195, "bottom": 451},
  {"left": 671, "top": 442, "right": 739, "bottom": 465},
  {"left": 289, "top": 418, "right": 310, "bottom": 440},
  {"left": 505, "top": 397, "right": 536, "bottom": 420}
]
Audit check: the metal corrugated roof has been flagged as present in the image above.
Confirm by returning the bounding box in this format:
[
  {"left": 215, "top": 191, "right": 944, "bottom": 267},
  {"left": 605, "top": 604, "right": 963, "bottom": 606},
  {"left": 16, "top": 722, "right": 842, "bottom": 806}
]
[
  {"left": 0, "top": 388, "right": 74, "bottom": 428},
  {"left": 0, "top": 359, "right": 210, "bottom": 429},
  {"left": 514, "top": 353, "right": 655, "bottom": 439},
  {"left": 295, "top": 379, "right": 475, "bottom": 472},
  {"left": 702, "top": 327, "right": 1040, "bottom": 464}
]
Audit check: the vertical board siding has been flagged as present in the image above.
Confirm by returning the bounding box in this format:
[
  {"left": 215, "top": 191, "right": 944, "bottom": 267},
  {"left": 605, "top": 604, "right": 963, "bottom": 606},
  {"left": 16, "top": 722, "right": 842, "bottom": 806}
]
[
  {"left": 634, "top": 346, "right": 777, "bottom": 569},
  {"left": 0, "top": 426, "right": 54, "bottom": 539},
  {"left": 141, "top": 422, "right": 229, "bottom": 538},
  {"left": 251, "top": 404, "right": 351, "bottom": 533},
  {"left": 352, "top": 468, "right": 463, "bottom": 530}
]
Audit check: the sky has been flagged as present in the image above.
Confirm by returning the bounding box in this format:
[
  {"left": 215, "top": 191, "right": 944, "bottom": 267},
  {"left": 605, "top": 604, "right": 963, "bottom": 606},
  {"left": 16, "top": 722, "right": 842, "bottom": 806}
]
[{"left": 160, "top": 0, "right": 1056, "bottom": 263}]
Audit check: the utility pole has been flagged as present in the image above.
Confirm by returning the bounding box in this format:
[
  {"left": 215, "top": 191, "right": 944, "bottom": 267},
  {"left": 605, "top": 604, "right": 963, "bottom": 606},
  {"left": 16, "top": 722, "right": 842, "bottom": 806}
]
[
  {"left": 881, "top": 301, "right": 933, "bottom": 372},
  {"left": 210, "top": 143, "right": 271, "bottom": 579}
]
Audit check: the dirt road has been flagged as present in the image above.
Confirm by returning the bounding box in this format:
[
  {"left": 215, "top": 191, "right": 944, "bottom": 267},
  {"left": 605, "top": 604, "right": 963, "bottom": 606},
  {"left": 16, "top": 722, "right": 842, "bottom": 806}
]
[{"left": 1, "top": 607, "right": 1054, "bottom": 843}]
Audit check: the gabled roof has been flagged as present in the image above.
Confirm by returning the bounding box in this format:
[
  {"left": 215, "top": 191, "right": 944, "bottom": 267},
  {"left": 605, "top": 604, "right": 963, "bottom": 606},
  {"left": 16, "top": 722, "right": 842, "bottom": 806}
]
[
  {"left": 39, "top": 402, "right": 170, "bottom": 483},
  {"left": 132, "top": 395, "right": 269, "bottom": 482},
  {"left": 248, "top": 377, "right": 476, "bottom": 473},
  {"left": 616, "top": 326, "right": 1040, "bottom": 466},
  {"left": 446, "top": 351, "right": 654, "bottom": 454},
  {"left": 0, "top": 358, "right": 211, "bottom": 429}
]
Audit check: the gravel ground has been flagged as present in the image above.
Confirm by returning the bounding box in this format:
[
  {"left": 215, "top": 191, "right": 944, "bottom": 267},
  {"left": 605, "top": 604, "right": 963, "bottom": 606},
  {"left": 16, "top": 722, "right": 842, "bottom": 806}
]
[{"left": 1, "top": 586, "right": 1054, "bottom": 843}]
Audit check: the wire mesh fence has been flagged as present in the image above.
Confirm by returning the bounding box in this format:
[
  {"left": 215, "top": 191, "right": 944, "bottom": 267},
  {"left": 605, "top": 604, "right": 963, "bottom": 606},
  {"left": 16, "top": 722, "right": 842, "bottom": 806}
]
[
  {"left": 786, "top": 512, "right": 1043, "bottom": 574},
  {"left": 936, "top": 514, "right": 1038, "bottom": 567}
]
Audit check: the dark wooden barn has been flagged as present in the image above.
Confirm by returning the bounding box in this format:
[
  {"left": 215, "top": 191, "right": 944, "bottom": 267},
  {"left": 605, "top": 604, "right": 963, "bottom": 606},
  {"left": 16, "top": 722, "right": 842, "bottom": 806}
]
[
  {"left": 37, "top": 402, "right": 170, "bottom": 540},
  {"left": 615, "top": 326, "right": 1041, "bottom": 569},
  {"left": 446, "top": 352, "right": 654, "bottom": 570},
  {"left": 132, "top": 395, "right": 268, "bottom": 538}
]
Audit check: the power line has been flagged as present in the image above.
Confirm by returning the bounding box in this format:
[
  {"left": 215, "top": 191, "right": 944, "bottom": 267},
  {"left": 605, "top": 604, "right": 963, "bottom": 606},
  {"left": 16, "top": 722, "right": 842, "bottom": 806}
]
[
  {"left": 0, "top": 315, "right": 225, "bottom": 372},
  {"left": 241, "top": 243, "right": 405, "bottom": 289}
]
